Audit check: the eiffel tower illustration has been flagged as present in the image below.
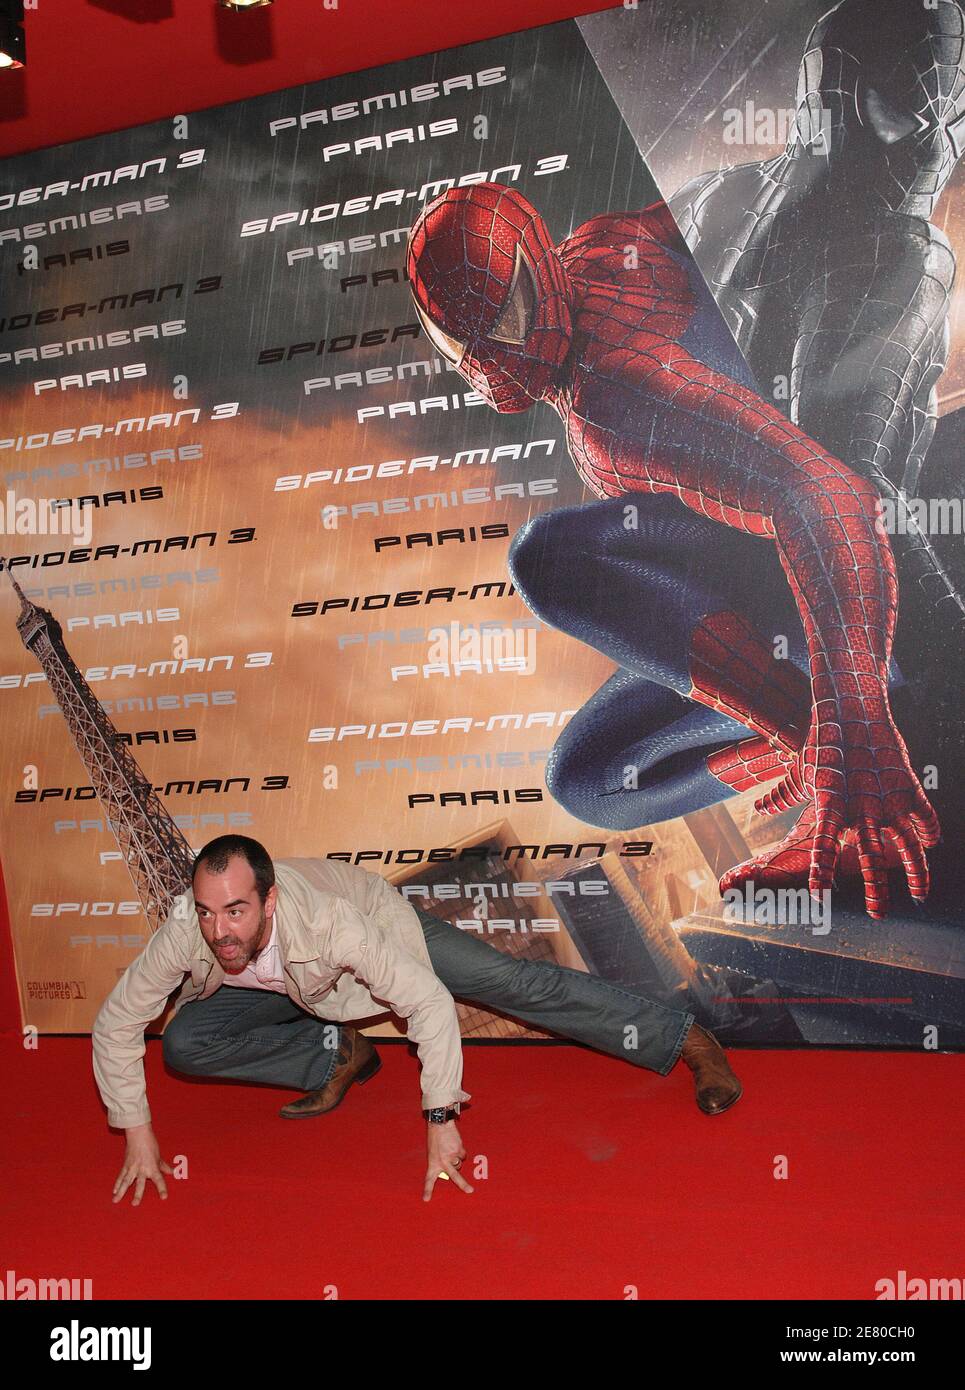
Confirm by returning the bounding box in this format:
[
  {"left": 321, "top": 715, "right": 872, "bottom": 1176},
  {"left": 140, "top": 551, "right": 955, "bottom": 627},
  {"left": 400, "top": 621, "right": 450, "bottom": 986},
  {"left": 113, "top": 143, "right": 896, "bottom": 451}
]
[{"left": 3, "top": 561, "right": 195, "bottom": 932}]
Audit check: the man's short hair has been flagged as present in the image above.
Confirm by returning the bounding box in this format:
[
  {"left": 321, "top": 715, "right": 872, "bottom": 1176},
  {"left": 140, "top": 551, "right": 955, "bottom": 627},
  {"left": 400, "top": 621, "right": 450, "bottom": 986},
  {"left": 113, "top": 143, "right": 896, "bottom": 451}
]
[{"left": 192, "top": 835, "right": 275, "bottom": 904}]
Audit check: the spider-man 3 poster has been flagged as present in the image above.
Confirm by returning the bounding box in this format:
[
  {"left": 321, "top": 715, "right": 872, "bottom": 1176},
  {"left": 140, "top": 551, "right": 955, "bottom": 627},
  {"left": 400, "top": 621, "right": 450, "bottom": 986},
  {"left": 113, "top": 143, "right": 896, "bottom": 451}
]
[{"left": 0, "top": 6, "right": 962, "bottom": 1051}]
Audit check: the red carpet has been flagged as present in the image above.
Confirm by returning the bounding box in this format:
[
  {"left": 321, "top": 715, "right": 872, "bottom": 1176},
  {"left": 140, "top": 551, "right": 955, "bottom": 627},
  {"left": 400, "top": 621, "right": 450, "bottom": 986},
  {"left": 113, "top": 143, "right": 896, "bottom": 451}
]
[{"left": 2, "top": 1036, "right": 961, "bottom": 1301}]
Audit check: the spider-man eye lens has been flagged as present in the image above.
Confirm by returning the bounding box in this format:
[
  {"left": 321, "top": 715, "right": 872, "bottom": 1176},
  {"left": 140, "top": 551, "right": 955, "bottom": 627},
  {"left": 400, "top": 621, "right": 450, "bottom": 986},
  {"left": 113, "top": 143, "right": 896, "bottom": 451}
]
[
  {"left": 859, "top": 85, "right": 927, "bottom": 144},
  {"left": 489, "top": 245, "right": 537, "bottom": 346},
  {"left": 947, "top": 107, "right": 965, "bottom": 159},
  {"left": 414, "top": 302, "right": 466, "bottom": 366}
]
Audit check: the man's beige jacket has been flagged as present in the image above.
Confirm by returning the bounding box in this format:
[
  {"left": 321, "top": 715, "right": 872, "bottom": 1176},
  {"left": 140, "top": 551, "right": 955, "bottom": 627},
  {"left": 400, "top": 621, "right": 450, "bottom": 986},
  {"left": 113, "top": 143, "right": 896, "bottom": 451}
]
[{"left": 92, "top": 857, "right": 470, "bottom": 1128}]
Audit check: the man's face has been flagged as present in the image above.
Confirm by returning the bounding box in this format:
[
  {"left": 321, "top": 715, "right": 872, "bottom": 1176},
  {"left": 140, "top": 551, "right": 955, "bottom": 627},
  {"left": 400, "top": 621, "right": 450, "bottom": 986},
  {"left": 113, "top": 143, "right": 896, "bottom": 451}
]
[{"left": 193, "top": 857, "right": 276, "bottom": 973}]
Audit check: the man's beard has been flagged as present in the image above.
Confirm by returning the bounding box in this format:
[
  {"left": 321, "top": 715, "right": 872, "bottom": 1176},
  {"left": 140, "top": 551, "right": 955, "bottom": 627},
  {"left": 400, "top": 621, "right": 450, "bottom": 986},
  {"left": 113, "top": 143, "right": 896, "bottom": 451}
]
[{"left": 215, "top": 906, "right": 268, "bottom": 971}]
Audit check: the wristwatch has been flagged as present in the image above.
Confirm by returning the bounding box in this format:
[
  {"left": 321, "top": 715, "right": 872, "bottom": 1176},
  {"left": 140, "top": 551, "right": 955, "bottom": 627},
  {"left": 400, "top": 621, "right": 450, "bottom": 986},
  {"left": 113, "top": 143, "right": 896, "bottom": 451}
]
[{"left": 423, "top": 1105, "right": 460, "bottom": 1124}]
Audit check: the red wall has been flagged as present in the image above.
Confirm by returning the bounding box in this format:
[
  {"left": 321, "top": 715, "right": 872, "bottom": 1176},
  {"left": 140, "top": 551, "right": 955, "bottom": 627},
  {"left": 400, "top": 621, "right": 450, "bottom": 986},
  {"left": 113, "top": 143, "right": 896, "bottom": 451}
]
[{"left": 0, "top": 0, "right": 620, "bottom": 158}]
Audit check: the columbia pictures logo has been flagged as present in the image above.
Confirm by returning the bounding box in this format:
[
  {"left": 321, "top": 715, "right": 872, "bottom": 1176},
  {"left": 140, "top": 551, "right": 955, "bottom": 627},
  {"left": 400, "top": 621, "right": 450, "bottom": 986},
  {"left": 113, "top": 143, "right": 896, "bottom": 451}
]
[{"left": 26, "top": 979, "right": 86, "bottom": 1001}]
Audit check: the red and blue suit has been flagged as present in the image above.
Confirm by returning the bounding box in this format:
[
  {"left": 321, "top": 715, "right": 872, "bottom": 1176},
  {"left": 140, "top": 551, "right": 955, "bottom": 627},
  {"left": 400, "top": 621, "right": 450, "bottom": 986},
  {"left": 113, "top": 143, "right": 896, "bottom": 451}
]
[{"left": 405, "top": 183, "right": 940, "bottom": 919}]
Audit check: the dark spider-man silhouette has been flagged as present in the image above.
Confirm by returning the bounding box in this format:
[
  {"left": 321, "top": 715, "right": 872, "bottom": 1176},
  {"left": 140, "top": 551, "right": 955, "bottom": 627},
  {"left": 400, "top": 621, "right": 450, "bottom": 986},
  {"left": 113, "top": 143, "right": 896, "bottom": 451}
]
[
  {"left": 406, "top": 182, "right": 941, "bottom": 921},
  {"left": 670, "top": 0, "right": 965, "bottom": 629}
]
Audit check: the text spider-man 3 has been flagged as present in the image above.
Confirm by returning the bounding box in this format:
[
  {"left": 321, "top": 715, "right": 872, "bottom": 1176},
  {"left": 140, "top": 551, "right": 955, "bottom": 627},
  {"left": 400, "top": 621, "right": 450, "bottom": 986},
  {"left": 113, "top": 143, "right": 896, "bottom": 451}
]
[{"left": 405, "top": 183, "right": 941, "bottom": 919}]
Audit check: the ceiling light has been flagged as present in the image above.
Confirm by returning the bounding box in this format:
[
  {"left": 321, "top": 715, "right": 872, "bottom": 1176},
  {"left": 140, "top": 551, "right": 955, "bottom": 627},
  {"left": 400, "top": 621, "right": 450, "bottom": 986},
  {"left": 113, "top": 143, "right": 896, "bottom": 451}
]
[{"left": 0, "top": 1, "right": 25, "bottom": 70}]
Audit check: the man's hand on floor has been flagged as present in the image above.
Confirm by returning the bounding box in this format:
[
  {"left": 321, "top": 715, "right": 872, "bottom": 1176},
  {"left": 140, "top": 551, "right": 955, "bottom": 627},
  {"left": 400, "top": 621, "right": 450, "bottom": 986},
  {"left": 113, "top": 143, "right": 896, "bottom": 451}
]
[
  {"left": 112, "top": 1123, "right": 174, "bottom": 1206},
  {"left": 423, "top": 1120, "right": 473, "bottom": 1202}
]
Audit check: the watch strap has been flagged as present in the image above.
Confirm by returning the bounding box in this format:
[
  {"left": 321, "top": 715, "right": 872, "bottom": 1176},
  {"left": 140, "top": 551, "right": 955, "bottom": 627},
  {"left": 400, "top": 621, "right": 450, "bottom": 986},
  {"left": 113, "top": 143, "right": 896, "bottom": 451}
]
[{"left": 423, "top": 1105, "right": 460, "bottom": 1124}]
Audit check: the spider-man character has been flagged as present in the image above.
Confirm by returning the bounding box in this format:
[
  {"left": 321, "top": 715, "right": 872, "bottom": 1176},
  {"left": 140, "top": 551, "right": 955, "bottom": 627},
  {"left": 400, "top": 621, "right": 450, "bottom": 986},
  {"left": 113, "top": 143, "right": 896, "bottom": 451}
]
[
  {"left": 671, "top": 0, "right": 965, "bottom": 626},
  {"left": 405, "top": 183, "right": 941, "bottom": 919}
]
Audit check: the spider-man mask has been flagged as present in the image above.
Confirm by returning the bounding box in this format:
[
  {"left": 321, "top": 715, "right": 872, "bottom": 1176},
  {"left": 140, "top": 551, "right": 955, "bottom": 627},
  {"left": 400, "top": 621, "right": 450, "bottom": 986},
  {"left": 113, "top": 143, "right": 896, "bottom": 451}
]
[
  {"left": 406, "top": 183, "right": 573, "bottom": 412},
  {"left": 793, "top": 0, "right": 965, "bottom": 216}
]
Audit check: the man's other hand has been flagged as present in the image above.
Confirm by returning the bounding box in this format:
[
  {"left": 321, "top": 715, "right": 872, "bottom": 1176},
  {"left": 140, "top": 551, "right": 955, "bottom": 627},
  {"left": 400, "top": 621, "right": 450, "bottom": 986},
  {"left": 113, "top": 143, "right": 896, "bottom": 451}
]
[
  {"left": 112, "top": 1123, "right": 174, "bottom": 1206},
  {"left": 423, "top": 1120, "right": 473, "bottom": 1202}
]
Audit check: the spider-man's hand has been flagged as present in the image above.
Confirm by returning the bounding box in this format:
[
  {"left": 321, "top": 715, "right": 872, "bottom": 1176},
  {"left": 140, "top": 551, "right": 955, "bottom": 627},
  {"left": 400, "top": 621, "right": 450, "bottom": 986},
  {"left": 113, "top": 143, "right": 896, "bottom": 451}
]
[{"left": 756, "top": 704, "right": 940, "bottom": 918}]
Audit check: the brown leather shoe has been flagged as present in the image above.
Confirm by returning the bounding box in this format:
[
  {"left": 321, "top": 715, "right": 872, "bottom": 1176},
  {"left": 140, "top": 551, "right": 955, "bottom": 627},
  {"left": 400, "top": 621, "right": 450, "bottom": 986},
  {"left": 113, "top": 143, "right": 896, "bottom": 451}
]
[
  {"left": 679, "top": 1023, "right": 742, "bottom": 1115},
  {"left": 279, "top": 1028, "right": 381, "bottom": 1118}
]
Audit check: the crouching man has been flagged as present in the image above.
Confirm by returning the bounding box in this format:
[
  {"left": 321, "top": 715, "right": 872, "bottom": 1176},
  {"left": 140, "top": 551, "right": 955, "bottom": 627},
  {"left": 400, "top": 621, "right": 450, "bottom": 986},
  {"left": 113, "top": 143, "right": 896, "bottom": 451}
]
[{"left": 93, "top": 834, "right": 741, "bottom": 1204}]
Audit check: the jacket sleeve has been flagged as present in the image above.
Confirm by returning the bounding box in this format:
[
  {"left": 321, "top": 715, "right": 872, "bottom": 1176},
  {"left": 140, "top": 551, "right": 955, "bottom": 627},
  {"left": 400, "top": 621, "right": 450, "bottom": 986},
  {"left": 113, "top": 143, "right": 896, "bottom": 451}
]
[
  {"left": 91, "top": 897, "right": 194, "bottom": 1129},
  {"left": 325, "top": 895, "right": 470, "bottom": 1112}
]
